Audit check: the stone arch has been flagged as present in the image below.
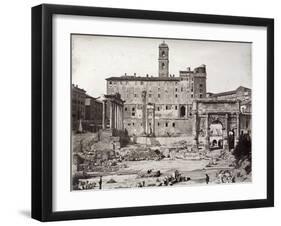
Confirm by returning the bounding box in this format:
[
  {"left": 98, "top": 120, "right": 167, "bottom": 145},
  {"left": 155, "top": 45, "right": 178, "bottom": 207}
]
[
  {"left": 180, "top": 106, "right": 186, "bottom": 117},
  {"left": 209, "top": 119, "right": 223, "bottom": 149}
]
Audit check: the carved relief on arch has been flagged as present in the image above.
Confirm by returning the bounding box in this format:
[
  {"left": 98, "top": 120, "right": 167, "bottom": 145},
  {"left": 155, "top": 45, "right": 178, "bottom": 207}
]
[{"left": 208, "top": 114, "right": 227, "bottom": 129}]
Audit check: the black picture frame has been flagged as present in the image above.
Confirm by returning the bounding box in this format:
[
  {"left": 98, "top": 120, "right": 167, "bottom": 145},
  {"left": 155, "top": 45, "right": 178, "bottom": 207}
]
[{"left": 32, "top": 4, "right": 274, "bottom": 222}]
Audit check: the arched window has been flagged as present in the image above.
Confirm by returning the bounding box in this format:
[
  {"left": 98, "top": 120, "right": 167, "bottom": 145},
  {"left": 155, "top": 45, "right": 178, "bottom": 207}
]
[
  {"left": 162, "top": 62, "right": 165, "bottom": 69},
  {"left": 180, "top": 106, "right": 186, "bottom": 117},
  {"left": 162, "top": 51, "right": 165, "bottom": 56}
]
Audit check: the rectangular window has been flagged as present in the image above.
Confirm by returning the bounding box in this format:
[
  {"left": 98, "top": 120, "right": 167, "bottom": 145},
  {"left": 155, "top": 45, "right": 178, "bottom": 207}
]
[
  {"left": 172, "top": 122, "right": 175, "bottom": 127},
  {"left": 175, "top": 88, "right": 177, "bottom": 92},
  {"left": 132, "top": 112, "right": 135, "bottom": 116},
  {"left": 175, "top": 94, "right": 178, "bottom": 98},
  {"left": 200, "top": 84, "right": 203, "bottom": 87},
  {"left": 149, "top": 94, "right": 152, "bottom": 97},
  {"left": 165, "top": 123, "right": 168, "bottom": 127},
  {"left": 181, "top": 87, "right": 183, "bottom": 92},
  {"left": 134, "top": 94, "right": 137, "bottom": 97},
  {"left": 141, "top": 81, "right": 144, "bottom": 85},
  {"left": 200, "top": 94, "right": 203, "bottom": 98},
  {"left": 124, "top": 107, "right": 127, "bottom": 111},
  {"left": 175, "top": 106, "right": 178, "bottom": 110},
  {"left": 166, "top": 106, "right": 168, "bottom": 110},
  {"left": 158, "top": 94, "right": 160, "bottom": 98},
  {"left": 191, "top": 94, "right": 194, "bottom": 98},
  {"left": 157, "top": 107, "right": 160, "bottom": 111},
  {"left": 158, "top": 122, "right": 160, "bottom": 126}
]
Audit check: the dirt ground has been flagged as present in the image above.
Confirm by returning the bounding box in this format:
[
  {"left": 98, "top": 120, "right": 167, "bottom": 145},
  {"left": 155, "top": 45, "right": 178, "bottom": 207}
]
[{"left": 75, "top": 157, "right": 234, "bottom": 190}]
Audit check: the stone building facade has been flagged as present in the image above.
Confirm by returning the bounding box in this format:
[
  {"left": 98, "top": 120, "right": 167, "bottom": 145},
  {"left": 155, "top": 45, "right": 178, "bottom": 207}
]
[
  {"left": 84, "top": 95, "right": 103, "bottom": 132},
  {"left": 207, "top": 86, "right": 252, "bottom": 136},
  {"left": 106, "top": 42, "right": 207, "bottom": 137},
  {"left": 72, "top": 84, "right": 86, "bottom": 131},
  {"left": 207, "top": 86, "right": 251, "bottom": 102}
]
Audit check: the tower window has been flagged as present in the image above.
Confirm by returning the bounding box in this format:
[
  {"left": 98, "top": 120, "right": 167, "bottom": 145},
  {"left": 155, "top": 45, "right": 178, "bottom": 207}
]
[
  {"left": 162, "top": 51, "right": 165, "bottom": 56},
  {"left": 162, "top": 63, "right": 165, "bottom": 69}
]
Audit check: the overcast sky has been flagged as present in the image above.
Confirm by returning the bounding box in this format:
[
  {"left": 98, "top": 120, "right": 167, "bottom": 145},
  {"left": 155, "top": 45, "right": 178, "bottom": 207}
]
[{"left": 72, "top": 35, "right": 252, "bottom": 98}]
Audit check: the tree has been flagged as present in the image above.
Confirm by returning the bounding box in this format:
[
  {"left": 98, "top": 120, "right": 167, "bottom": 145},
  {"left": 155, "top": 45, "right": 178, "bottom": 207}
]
[{"left": 233, "top": 132, "right": 252, "bottom": 162}]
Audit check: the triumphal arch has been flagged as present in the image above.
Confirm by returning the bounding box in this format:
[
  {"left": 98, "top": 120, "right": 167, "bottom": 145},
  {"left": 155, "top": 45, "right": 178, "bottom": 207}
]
[{"left": 192, "top": 99, "right": 241, "bottom": 150}]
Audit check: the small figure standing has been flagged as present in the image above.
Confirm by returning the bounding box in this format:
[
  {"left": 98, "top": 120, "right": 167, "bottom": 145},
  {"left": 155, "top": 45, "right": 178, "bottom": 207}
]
[
  {"left": 99, "top": 176, "right": 103, "bottom": 190},
  {"left": 205, "top": 174, "right": 210, "bottom": 184}
]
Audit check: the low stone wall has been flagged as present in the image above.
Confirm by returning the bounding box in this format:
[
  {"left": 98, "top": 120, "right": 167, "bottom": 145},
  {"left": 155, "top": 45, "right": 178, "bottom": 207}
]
[{"left": 132, "top": 136, "right": 194, "bottom": 146}]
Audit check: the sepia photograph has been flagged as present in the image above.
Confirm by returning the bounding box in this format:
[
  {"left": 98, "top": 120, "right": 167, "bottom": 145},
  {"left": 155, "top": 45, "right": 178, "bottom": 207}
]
[{"left": 71, "top": 34, "right": 252, "bottom": 191}]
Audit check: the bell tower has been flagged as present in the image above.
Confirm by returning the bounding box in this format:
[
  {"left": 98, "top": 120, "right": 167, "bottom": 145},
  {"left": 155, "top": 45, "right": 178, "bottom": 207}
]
[{"left": 158, "top": 41, "right": 169, "bottom": 77}]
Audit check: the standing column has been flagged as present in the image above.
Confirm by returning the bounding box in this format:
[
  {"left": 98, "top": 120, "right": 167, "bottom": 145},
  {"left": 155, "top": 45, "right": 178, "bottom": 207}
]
[
  {"left": 223, "top": 113, "right": 229, "bottom": 150},
  {"left": 191, "top": 102, "right": 198, "bottom": 149},
  {"left": 102, "top": 100, "right": 106, "bottom": 129},
  {"left": 113, "top": 103, "right": 115, "bottom": 129},
  {"left": 121, "top": 105, "right": 124, "bottom": 130},
  {"left": 205, "top": 114, "right": 209, "bottom": 150},
  {"left": 235, "top": 112, "right": 240, "bottom": 145},
  {"left": 109, "top": 101, "right": 113, "bottom": 129},
  {"left": 115, "top": 103, "right": 118, "bottom": 129},
  {"left": 117, "top": 105, "right": 120, "bottom": 130},
  {"left": 192, "top": 112, "right": 198, "bottom": 148}
]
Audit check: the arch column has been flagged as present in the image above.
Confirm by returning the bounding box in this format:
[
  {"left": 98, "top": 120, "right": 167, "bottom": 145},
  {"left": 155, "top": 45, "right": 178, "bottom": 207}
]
[
  {"left": 205, "top": 114, "right": 209, "bottom": 150},
  {"left": 223, "top": 113, "right": 229, "bottom": 150}
]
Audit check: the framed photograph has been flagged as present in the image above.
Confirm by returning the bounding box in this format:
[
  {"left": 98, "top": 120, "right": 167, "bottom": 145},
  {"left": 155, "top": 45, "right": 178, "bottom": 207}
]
[{"left": 32, "top": 4, "right": 274, "bottom": 221}]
